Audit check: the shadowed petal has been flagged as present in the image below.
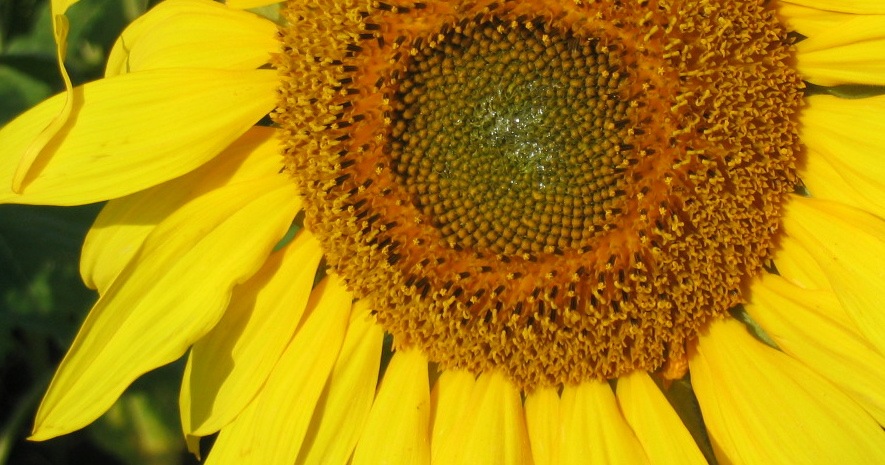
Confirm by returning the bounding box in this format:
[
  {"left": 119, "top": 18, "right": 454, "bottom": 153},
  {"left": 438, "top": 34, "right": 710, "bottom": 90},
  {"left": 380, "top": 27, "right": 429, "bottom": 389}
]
[
  {"left": 180, "top": 230, "right": 323, "bottom": 441},
  {"left": 31, "top": 176, "right": 299, "bottom": 440}
]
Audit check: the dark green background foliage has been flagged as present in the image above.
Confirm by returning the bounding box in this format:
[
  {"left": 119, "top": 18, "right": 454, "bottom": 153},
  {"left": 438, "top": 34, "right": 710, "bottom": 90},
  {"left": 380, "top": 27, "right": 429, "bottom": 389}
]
[{"left": 0, "top": 1, "right": 196, "bottom": 463}]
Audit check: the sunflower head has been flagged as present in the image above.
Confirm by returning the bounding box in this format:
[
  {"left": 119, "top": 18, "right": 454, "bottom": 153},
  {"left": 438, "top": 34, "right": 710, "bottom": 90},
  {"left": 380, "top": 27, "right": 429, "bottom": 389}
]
[{"left": 274, "top": 0, "right": 804, "bottom": 388}]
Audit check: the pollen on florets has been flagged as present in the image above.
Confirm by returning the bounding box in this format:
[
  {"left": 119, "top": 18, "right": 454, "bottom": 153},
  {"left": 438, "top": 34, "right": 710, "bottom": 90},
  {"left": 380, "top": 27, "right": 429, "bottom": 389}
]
[{"left": 273, "top": 0, "right": 803, "bottom": 389}]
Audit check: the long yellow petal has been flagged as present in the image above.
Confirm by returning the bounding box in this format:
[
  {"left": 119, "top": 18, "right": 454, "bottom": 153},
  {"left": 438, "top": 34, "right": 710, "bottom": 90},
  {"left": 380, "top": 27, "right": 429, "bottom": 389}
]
[
  {"left": 204, "top": 277, "right": 352, "bottom": 465},
  {"left": 106, "top": 0, "right": 278, "bottom": 77},
  {"left": 524, "top": 387, "right": 561, "bottom": 465},
  {"left": 295, "top": 300, "right": 384, "bottom": 465},
  {"left": 778, "top": 2, "right": 857, "bottom": 37},
  {"left": 747, "top": 274, "right": 885, "bottom": 424},
  {"left": 771, "top": 234, "right": 833, "bottom": 291},
  {"left": 797, "top": 15, "right": 885, "bottom": 86},
  {"left": 352, "top": 349, "right": 431, "bottom": 465},
  {"left": 561, "top": 381, "right": 649, "bottom": 465},
  {"left": 690, "top": 318, "right": 885, "bottom": 464},
  {"left": 801, "top": 148, "right": 885, "bottom": 220},
  {"left": 782, "top": 196, "right": 885, "bottom": 355},
  {"left": 80, "top": 126, "right": 285, "bottom": 292},
  {"left": 31, "top": 177, "right": 300, "bottom": 440},
  {"left": 781, "top": 0, "right": 885, "bottom": 14},
  {"left": 616, "top": 372, "right": 706, "bottom": 465},
  {"left": 181, "top": 230, "right": 323, "bottom": 441},
  {"left": 429, "top": 369, "right": 475, "bottom": 461},
  {"left": 0, "top": 68, "right": 278, "bottom": 205},
  {"left": 800, "top": 95, "right": 885, "bottom": 201},
  {"left": 226, "top": 0, "right": 282, "bottom": 8},
  {"left": 432, "top": 371, "right": 532, "bottom": 465}
]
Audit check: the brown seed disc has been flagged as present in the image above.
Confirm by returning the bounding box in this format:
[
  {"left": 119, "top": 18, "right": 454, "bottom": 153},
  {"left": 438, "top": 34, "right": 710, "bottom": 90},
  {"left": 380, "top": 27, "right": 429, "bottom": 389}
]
[{"left": 274, "top": 0, "right": 804, "bottom": 388}]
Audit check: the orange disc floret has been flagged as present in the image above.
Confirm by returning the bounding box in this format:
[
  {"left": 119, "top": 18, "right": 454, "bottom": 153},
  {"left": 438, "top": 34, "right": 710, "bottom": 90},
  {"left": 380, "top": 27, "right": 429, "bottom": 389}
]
[{"left": 274, "top": 0, "right": 803, "bottom": 388}]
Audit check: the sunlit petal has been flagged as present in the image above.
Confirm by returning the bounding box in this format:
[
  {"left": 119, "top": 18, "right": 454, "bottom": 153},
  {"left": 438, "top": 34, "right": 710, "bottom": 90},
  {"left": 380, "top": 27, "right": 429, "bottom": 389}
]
[
  {"left": 747, "top": 273, "right": 885, "bottom": 424},
  {"left": 204, "top": 277, "right": 352, "bottom": 465},
  {"left": 691, "top": 318, "right": 885, "bottom": 464},
  {"left": 106, "top": 0, "right": 278, "bottom": 76},
  {"left": 0, "top": 68, "right": 277, "bottom": 205},
  {"left": 31, "top": 177, "right": 299, "bottom": 440},
  {"left": 181, "top": 230, "right": 323, "bottom": 441},
  {"left": 616, "top": 372, "right": 707, "bottom": 465},
  {"left": 81, "top": 126, "right": 285, "bottom": 292},
  {"left": 560, "top": 381, "right": 649, "bottom": 465},
  {"left": 782, "top": 196, "right": 885, "bottom": 355},
  {"left": 295, "top": 300, "right": 384, "bottom": 465},
  {"left": 431, "top": 371, "right": 532, "bottom": 465},
  {"left": 524, "top": 387, "right": 561, "bottom": 465},
  {"left": 352, "top": 349, "right": 431, "bottom": 465}
]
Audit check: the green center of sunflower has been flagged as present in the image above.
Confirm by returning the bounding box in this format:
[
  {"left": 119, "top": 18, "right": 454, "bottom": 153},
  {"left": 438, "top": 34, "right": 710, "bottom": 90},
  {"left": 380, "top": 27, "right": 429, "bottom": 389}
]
[
  {"left": 274, "top": 0, "right": 804, "bottom": 388},
  {"left": 390, "top": 22, "right": 631, "bottom": 255}
]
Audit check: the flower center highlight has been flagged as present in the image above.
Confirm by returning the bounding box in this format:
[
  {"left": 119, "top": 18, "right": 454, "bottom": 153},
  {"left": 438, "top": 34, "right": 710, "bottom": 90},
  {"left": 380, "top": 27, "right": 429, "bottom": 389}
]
[
  {"left": 389, "top": 20, "right": 633, "bottom": 255},
  {"left": 274, "top": 0, "right": 804, "bottom": 388}
]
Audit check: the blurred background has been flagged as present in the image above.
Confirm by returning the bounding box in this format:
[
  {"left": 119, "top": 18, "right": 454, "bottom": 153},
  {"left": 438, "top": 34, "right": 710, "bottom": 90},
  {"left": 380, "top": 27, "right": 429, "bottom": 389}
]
[{"left": 1, "top": 0, "right": 197, "bottom": 463}]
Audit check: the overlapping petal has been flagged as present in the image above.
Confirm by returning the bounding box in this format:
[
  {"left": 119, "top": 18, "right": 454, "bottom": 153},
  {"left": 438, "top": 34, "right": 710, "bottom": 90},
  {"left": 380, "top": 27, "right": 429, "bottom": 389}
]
[
  {"left": 690, "top": 318, "right": 885, "bottom": 464},
  {"left": 560, "top": 381, "right": 649, "bottom": 465},
  {"left": 80, "top": 126, "right": 285, "bottom": 292},
  {"left": 204, "top": 277, "right": 352, "bottom": 465},
  {"left": 801, "top": 95, "right": 885, "bottom": 204},
  {"left": 524, "top": 387, "right": 561, "bottom": 465},
  {"left": 180, "top": 230, "right": 323, "bottom": 442},
  {"left": 0, "top": 68, "right": 278, "bottom": 205},
  {"left": 747, "top": 273, "right": 885, "bottom": 424},
  {"left": 106, "top": 0, "right": 278, "bottom": 77},
  {"left": 801, "top": 148, "right": 885, "bottom": 220},
  {"left": 294, "top": 301, "right": 384, "bottom": 465},
  {"left": 430, "top": 369, "right": 475, "bottom": 460},
  {"left": 781, "top": 0, "right": 885, "bottom": 14},
  {"left": 797, "top": 15, "right": 885, "bottom": 86},
  {"left": 352, "top": 349, "right": 431, "bottom": 465},
  {"left": 778, "top": 2, "right": 857, "bottom": 37},
  {"left": 431, "top": 371, "right": 532, "bottom": 465},
  {"left": 31, "top": 175, "right": 300, "bottom": 440},
  {"left": 782, "top": 196, "right": 885, "bottom": 355},
  {"left": 616, "top": 372, "right": 707, "bottom": 465}
]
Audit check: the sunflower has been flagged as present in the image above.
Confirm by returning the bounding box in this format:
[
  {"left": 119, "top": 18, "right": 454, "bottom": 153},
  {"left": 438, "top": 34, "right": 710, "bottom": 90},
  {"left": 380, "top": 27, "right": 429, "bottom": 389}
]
[{"left": 2, "top": 0, "right": 884, "bottom": 463}]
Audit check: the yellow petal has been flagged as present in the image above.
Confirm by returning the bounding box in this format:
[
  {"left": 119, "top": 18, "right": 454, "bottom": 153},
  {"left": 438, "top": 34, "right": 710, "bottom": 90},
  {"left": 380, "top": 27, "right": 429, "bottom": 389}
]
[
  {"left": 80, "top": 126, "right": 285, "bottom": 293},
  {"left": 106, "top": 0, "right": 278, "bottom": 77},
  {"left": 561, "top": 381, "right": 649, "bottom": 465},
  {"left": 0, "top": 68, "right": 278, "bottom": 206},
  {"left": 800, "top": 95, "right": 885, "bottom": 199},
  {"left": 181, "top": 230, "right": 323, "bottom": 439},
  {"left": 801, "top": 148, "right": 885, "bottom": 220},
  {"left": 294, "top": 300, "right": 384, "bottom": 465},
  {"left": 747, "top": 274, "right": 885, "bottom": 424},
  {"left": 524, "top": 387, "right": 561, "bottom": 465},
  {"left": 431, "top": 371, "right": 532, "bottom": 465},
  {"left": 797, "top": 15, "right": 885, "bottom": 86},
  {"left": 31, "top": 177, "right": 300, "bottom": 440},
  {"left": 429, "top": 369, "right": 475, "bottom": 460},
  {"left": 781, "top": 0, "right": 885, "bottom": 14},
  {"left": 226, "top": 0, "right": 281, "bottom": 8},
  {"left": 203, "top": 277, "right": 352, "bottom": 465},
  {"left": 782, "top": 196, "right": 885, "bottom": 355},
  {"left": 352, "top": 349, "right": 431, "bottom": 465},
  {"left": 778, "top": 2, "right": 858, "bottom": 37},
  {"left": 771, "top": 234, "right": 833, "bottom": 291},
  {"left": 690, "top": 318, "right": 885, "bottom": 464},
  {"left": 13, "top": 11, "right": 73, "bottom": 194},
  {"left": 616, "top": 372, "right": 707, "bottom": 465}
]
